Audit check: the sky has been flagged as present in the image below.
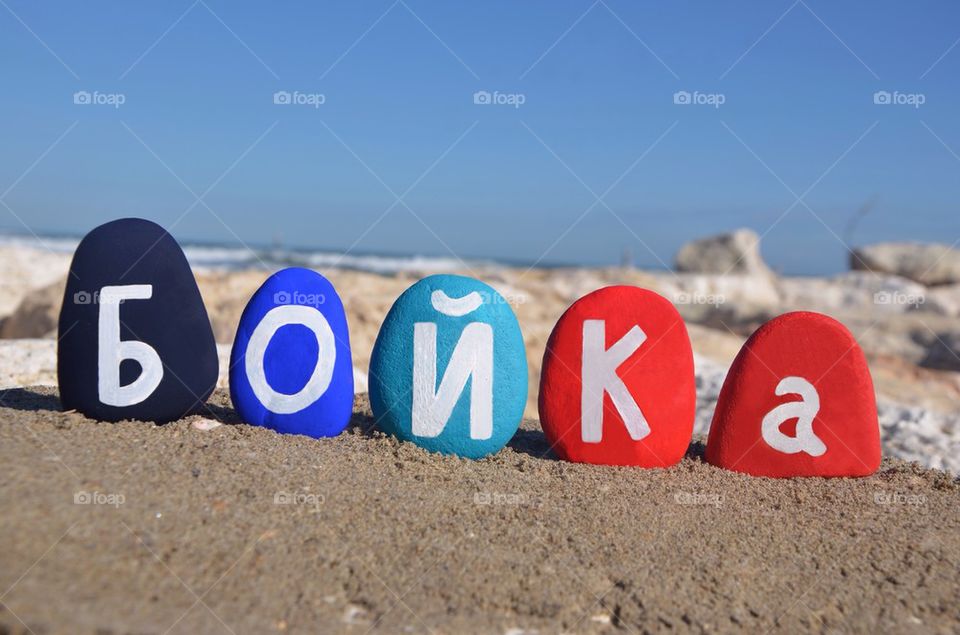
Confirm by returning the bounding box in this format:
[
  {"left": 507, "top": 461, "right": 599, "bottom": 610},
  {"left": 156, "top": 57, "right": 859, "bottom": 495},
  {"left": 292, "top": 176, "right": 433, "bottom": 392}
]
[{"left": 1, "top": 1, "right": 958, "bottom": 274}]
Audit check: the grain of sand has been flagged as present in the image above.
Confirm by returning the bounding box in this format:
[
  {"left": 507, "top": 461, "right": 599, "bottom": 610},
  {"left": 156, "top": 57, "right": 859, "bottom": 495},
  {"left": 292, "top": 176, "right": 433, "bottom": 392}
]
[{"left": 0, "top": 388, "right": 957, "bottom": 634}]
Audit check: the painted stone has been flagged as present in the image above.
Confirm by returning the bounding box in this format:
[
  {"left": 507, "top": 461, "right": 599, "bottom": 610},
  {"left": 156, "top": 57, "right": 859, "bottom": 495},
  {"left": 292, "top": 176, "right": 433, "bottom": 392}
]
[
  {"left": 705, "top": 311, "right": 881, "bottom": 477},
  {"left": 368, "top": 275, "right": 528, "bottom": 459},
  {"left": 538, "top": 286, "right": 696, "bottom": 466},
  {"left": 229, "top": 268, "right": 353, "bottom": 438},
  {"left": 57, "top": 218, "right": 218, "bottom": 422}
]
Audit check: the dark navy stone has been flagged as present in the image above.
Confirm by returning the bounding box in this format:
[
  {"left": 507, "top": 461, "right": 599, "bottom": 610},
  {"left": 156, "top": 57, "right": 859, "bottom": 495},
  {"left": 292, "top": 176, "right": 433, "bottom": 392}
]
[
  {"left": 57, "top": 218, "right": 218, "bottom": 422},
  {"left": 368, "top": 274, "right": 528, "bottom": 459},
  {"left": 229, "top": 268, "right": 353, "bottom": 438}
]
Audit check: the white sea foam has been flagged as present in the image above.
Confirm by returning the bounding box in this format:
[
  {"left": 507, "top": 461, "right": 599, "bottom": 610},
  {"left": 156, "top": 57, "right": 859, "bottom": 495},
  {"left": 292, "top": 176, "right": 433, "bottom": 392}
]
[{"left": 0, "top": 232, "right": 488, "bottom": 275}]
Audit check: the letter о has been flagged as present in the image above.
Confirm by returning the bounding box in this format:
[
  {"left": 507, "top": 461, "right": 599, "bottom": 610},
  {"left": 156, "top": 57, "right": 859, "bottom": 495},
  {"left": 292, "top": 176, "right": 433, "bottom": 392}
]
[{"left": 229, "top": 268, "right": 354, "bottom": 437}]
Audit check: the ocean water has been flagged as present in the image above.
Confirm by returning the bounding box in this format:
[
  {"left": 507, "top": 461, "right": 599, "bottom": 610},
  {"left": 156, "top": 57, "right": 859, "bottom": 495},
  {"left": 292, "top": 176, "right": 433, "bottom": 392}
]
[{"left": 0, "top": 232, "right": 499, "bottom": 275}]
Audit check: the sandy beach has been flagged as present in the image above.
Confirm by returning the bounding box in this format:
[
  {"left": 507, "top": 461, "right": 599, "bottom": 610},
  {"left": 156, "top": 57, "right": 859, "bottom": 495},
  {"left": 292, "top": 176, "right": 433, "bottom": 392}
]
[{"left": 1, "top": 387, "right": 958, "bottom": 634}]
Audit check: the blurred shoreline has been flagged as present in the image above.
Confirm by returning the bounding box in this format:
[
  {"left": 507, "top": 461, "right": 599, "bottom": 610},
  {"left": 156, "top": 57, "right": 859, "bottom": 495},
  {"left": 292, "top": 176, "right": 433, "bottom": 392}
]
[{"left": 0, "top": 230, "right": 569, "bottom": 276}]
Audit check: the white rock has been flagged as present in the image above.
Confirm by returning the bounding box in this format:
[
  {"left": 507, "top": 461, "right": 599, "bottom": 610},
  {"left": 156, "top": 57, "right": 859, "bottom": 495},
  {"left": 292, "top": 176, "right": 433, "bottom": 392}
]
[
  {"left": 675, "top": 229, "right": 771, "bottom": 275},
  {"left": 655, "top": 272, "right": 780, "bottom": 308},
  {"left": 925, "top": 283, "right": 960, "bottom": 317},
  {"left": 0, "top": 278, "right": 62, "bottom": 338},
  {"left": 777, "top": 272, "right": 929, "bottom": 315},
  {"left": 192, "top": 418, "right": 222, "bottom": 431},
  {"left": 353, "top": 366, "right": 368, "bottom": 393},
  {"left": 342, "top": 605, "right": 370, "bottom": 625},
  {"left": 693, "top": 354, "right": 728, "bottom": 436},
  {"left": 0, "top": 243, "right": 71, "bottom": 318},
  {"left": 852, "top": 242, "right": 960, "bottom": 286}
]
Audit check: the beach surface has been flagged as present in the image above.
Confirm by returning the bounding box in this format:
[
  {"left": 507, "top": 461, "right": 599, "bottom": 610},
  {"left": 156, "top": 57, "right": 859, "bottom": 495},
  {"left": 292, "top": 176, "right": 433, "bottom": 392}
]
[{"left": 1, "top": 387, "right": 957, "bottom": 634}]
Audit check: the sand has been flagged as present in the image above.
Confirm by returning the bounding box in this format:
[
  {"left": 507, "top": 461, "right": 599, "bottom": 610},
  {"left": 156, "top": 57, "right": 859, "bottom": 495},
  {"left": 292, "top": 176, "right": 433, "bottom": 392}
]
[{"left": 1, "top": 388, "right": 957, "bottom": 634}]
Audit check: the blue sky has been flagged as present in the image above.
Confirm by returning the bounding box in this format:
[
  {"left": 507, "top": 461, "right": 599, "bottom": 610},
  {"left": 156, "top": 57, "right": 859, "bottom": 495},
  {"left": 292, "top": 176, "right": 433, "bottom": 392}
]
[{"left": 1, "top": 1, "right": 958, "bottom": 274}]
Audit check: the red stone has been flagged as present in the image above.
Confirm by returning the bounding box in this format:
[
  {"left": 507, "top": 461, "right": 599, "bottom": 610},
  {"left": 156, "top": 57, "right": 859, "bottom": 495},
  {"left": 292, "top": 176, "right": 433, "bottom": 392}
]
[
  {"left": 538, "top": 286, "right": 696, "bottom": 466},
  {"left": 705, "top": 311, "right": 880, "bottom": 478}
]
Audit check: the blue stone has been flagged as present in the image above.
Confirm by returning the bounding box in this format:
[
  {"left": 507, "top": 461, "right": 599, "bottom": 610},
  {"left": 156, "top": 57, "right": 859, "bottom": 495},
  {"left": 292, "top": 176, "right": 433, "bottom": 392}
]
[
  {"left": 229, "top": 268, "right": 353, "bottom": 437},
  {"left": 369, "top": 274, "right": 528, "bottom": 458}
]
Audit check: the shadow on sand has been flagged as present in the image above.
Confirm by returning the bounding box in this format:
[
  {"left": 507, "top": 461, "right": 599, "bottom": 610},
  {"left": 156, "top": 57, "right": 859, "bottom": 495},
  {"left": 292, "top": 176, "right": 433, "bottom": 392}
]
[
  {"left": 0, "top": 387, "right": 62, "bottom": 413},
  {"left": 1, "top": 386, "right": 711, "bottom": 466},
  {"left": 507, "top": 426, "right": 708, "bottom": 464}
]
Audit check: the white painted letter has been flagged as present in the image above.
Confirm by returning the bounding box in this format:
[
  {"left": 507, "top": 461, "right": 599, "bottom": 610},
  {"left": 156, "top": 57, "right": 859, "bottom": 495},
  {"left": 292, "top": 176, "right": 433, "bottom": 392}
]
[
  {"left": 580, "top": 320, "right": 650, "bottom": 443},
  {"left": 412, "top": 322, "right": 493, "bottom": 439},
  {"left": 245, "top": 305, "right": 336, "bottom": 414},
  {"left": 760, "top": 376, "right": 826, "bottom": 456},
  {"left": 430, "top": 290, "right": 484, "bottom": 317},
  {"left": 98, "top": 285, "right": 164, "bottom": 407}
]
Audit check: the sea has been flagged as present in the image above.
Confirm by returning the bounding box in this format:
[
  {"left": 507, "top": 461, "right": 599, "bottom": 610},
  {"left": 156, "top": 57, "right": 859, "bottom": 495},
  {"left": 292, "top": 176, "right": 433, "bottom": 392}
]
[{"left": 0, "top": 231, "right": 520, "bottom": 275}]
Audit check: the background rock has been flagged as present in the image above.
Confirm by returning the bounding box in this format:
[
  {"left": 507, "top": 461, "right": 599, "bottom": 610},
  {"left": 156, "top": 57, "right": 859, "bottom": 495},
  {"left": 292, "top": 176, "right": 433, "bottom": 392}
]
[
  {"left": 776, "top": 272, "right": 928, "bottom": 315},
  {"left": 0, "top": 244, "right": 70, "bottom": 316},
  {"left": 914, "top": 330, "right": 960, "bottom": 371},
  {"left": 0, "top": 278, "right": 63, "bottom": 338},
  {"left": 925, "top": 283, "right": 960, "bottom": 317},
  {"left": 852, "top": 241, "right": 960, "bottom": 286},
  {"left": 674, "top": 228, "right": 771, "bottom": 275}
]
